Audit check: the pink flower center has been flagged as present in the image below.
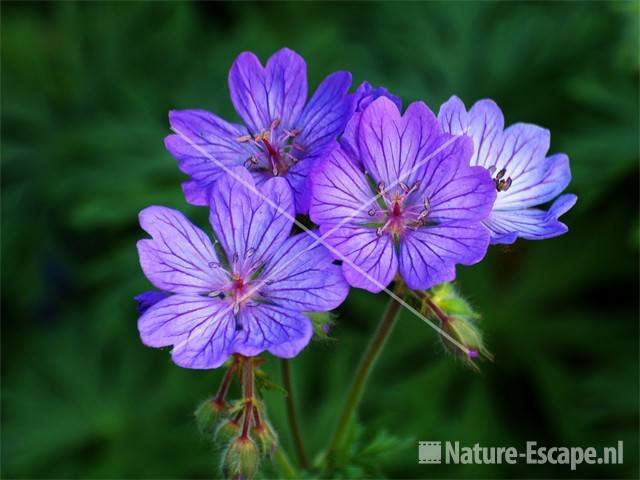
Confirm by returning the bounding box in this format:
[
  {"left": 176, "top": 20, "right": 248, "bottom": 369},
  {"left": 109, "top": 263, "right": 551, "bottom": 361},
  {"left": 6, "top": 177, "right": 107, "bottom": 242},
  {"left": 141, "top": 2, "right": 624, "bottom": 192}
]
[
  {"left": 208, "top": 252, "right": 263, "bottom": 318},
  {"left": 368, "top": 181, "right": 431, "bottom": 237},
  {"left": 237, "top": 119, "right": 306, "bottom": 176},
  {"left": 226, "top": 272, "right": 254, "bottom": 317}
]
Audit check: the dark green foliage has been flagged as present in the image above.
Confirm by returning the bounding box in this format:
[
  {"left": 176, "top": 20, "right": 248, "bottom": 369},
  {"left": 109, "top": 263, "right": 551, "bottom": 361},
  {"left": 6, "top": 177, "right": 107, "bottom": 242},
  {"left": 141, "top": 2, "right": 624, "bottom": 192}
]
[{"left": 2, "top": 1, "right": 638, "bottom": 478}]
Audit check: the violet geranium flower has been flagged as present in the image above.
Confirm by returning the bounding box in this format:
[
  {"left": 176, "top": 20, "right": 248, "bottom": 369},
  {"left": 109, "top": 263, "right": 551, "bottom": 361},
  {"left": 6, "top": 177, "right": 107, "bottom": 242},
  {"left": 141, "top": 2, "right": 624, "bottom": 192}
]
[
  {"left": 136, "top": 168, "right": 349, "bottom": 368},
  {"left": 165, "top": 48, "right": 354, "bottom": 214},
  {"left": 438, "top": 96, "right": 577, "bottom": 244},
  {"left": 310, "top": 97, "right": 497, "bottom": 293}
]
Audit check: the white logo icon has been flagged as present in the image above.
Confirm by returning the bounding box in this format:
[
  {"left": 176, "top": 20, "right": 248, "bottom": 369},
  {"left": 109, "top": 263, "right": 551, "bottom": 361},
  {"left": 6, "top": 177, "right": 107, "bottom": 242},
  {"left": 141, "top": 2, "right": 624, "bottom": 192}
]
[{"left": 419, "top": 441, "right": 442, "bottom": 464}]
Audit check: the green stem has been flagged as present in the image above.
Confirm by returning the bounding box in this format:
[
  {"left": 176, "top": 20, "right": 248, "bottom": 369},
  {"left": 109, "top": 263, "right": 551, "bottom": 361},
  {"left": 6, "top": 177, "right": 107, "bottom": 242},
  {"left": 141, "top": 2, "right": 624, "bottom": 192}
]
[
  {"left": 326, "top": 281, "right": 405, "bottom": 467},
  {"left": 274, "top": 446, "right": 297, "bottom": 479},
  {"left": 281, "top": 359, "right": 310, "bottom": 469}
]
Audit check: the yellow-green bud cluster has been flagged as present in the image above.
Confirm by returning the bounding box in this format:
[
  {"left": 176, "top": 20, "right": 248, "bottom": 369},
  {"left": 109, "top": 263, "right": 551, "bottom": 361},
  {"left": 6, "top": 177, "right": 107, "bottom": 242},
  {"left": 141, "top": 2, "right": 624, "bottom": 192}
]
[
  {"left": 426, "top": 283, "right": 492, "bottom": 370},
  {"left": 195, "top": 357, "right": 279, "bottom": 480}
]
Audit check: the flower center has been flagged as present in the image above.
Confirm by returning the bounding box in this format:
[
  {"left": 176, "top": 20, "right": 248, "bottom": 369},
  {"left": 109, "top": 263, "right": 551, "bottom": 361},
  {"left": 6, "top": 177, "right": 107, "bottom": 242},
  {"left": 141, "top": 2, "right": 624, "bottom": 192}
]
[
  {"left": 368, "top": 181, "right": 432, "bottom": 237},
  {"left": 237, "top": 119, "right": 306, "bottom": 176},
  {"left": 488, "top": 166, "right": 513, "bottom": 192},
  {"left": 208, "top": 252, "right": 262, "bottom": 322}
]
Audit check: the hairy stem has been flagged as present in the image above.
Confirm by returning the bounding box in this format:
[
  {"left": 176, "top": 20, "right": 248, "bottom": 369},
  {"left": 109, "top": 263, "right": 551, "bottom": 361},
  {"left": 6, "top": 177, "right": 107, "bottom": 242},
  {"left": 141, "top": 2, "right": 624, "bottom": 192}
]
[
  {"left": 281, "top": 359, "right": 309, "bottom": 469},
  {"left": 326, "top": 281, "right": 405, "bottom": 467}
]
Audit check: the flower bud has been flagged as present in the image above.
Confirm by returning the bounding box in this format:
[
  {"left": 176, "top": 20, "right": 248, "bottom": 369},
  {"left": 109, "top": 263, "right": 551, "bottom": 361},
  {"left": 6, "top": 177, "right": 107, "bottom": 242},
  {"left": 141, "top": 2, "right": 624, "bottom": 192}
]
[
  {"left": 253, "top": 419, "right": 278, "bottom": 458},
  {"left": 441, "top": 315, "right": 492, "bottom": 370},
  {"left": 429, "top": 283, "right": 478, "bottom": 320},
  {"left": 214, "top": 417, "right": 241, "bottom": 445},
  {"left": 222, "top": 436, "right": 260, "bottom": 480},
  {"left": 307, "top": 312, "right": 334, "bottom": 340},
  {"left": 194, "top": 397, "right": 226, "bottom": 436}
]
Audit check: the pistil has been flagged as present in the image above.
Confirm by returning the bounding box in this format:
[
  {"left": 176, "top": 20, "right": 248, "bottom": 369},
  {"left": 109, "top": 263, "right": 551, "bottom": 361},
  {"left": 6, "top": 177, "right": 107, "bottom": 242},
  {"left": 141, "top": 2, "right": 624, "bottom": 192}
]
[
  {"left": 373, "top": 181, "right": 431, "bottom": 236},
  {"left": 236, "top": 119, "right": 305, "bottom": 176}
]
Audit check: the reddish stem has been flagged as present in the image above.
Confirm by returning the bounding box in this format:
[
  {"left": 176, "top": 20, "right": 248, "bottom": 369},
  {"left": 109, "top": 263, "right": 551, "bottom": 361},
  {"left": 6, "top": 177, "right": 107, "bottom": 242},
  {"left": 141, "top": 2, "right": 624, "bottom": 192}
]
[
  {"left": 240, "top": 358, "right": 255, "bottom": 438},
  {"left": 423, "top": 296, "right": 450, "bottom": 324},
  {"left": 214, "top": 360, "right": 238, "bottom": 404},
  {"left": 252, "top": 404, "right": 262, "bottom": 429},
  {"left": 232, "top": 409, "right": 243, "bottom": 424}
]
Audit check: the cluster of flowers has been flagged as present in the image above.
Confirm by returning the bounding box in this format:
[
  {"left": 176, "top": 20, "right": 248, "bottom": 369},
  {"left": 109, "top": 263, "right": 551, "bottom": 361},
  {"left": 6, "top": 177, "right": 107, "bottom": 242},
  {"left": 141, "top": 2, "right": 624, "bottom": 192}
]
[
  {"left": 136, "top": 48, "right": 575, "bottom": 368},
  {"left": 134, "top": 48, "right": 575, "bottom": 477}
]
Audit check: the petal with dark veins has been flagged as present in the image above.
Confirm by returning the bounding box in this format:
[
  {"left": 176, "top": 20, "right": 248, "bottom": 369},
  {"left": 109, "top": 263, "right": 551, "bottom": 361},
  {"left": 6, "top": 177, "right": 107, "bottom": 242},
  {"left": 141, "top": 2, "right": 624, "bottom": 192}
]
[{"left": 137, "top": 206, "right": 227, "bottom": 294}]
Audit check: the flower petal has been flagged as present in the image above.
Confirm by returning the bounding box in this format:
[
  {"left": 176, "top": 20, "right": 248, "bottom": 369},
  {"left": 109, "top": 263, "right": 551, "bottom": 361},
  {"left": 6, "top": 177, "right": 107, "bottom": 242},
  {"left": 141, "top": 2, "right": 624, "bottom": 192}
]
[
  {"left": 340, "top": 111, "right": 362, "bottom": 161},
  {"left": 228, "top": 48, "right": 307, "bottom": 134},
  {"left": 341, "top": 82, "right": 402, "bottom": 162},
  {"left": 296, "top": 71, "right": 353, "bottom": 154},
  {"left": 309, "top": 146, "right": 375, "bottom": 226},
  {"left": 233, "top": 304, "right": 313, "bottom": 359},
  {"left": 181, "top": 179, "right": 210, "bottom": 206},
  {"left": 135, "top": 290, "right": 170, "bottom": 314},
  {"left": 495, "top": 153, "right": 571, "bottom": 210},
  {"left": 166, "top": 110, "right": 253, "bottom": 205},
  {"left": 354, "top": 81, "right": 402, "bottom": 113},
  {"left": 485, "top": 193, "right": 577, "bottom": 243},
  {"left": 208, "top": 167, "right": 294, "bottom": 267},
  {"left": 137, "top": 206, "right": 226, "bottom": 294},
  {"left": 437, "top": 95, "right": 469, "bottom": 136},
  {"left": 466, "top": 99, "right": 505, "bottom": 168},
  {"left": 398, "top": 222, "right": 491, "bottom": 290},
  {"left": 283, "top": 147, "right": 320, "bottom": 214},
  {"left": 358, "top": 98, "right": 441, "bottom": 188},
  {"left": 138, "top": 294, "right": 236, "bottom": 369},
  {"left": 439, "top": 97, "right": 505, "bottom": 169},
  {"left": 491, "top": 123, "right": 550, "bottom": 183},
  {"left": 414, "top": 136, "right": 496, "bottom": 222},
  {"left": 260, "top": 231, "right": 349, "bottom": 311},
  {"left": 321, "top": 225, "right": 398, "bottom": 293}
]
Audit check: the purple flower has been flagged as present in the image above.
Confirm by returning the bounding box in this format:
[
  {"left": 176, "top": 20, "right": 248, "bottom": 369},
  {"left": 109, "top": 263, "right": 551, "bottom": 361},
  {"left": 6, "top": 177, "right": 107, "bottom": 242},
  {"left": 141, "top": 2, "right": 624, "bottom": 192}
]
[
  {"left": 136, "top": 168, "right": 349, "bottom": 369},
  {"left": 310, "top": 97, "right": 497, "bottom": 293},
  {"left": 165, "top": 48, "right": 354, "bottom": 214},
  {"left": 438, "top": 96, "right": 577, "bottom": 244}
]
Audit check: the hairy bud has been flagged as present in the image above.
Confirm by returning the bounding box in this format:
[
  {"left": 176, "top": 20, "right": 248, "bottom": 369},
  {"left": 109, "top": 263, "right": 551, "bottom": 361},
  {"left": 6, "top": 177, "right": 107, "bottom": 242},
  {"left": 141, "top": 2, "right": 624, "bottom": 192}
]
[
  {"left": 441, "top": 315, "right": 492, "bottom": 370},
  {"left": 427, "top": 283, "right": 492, "bottom": 370},
  {"left": 222, "top": 436, "right": 259, "bottom": 480},
  {"left": 429, "top": 283, "right": 479, "bottom": 320},
  {"left": 215, "top": 417, "right": 241, "bottom": 445},
  {"left": 307, "top": 312, "right": 334, "bottom": 340},
  {"left": 194, "top": 397, "right": 225, "bottom": 436},
  {"left": 253, "top": 419, "right": 278, "bottom": 458}
]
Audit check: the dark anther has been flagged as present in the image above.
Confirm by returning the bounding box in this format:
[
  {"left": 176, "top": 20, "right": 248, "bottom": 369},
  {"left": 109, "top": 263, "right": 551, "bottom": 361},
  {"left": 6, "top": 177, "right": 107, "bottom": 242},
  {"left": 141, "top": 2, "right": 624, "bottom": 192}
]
[{"left": 496, "top": 177, "right": 513, "bottom": 192}]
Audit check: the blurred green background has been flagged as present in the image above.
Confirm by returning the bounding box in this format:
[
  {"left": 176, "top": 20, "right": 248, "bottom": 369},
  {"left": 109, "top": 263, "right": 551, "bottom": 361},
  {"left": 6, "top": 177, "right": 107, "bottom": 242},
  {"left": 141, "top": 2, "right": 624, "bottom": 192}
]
[{"left": 2, "top": 1, "right": 638, "bottom": 478}]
